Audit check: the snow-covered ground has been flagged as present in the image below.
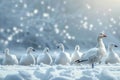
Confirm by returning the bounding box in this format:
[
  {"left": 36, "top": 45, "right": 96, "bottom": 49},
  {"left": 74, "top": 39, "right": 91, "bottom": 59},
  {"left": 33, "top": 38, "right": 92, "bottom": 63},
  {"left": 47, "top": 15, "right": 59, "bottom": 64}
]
[
  {"left": 0, "top": 0, "right": 120, "bottom": 80},
  {"left": 0, "top": 64, "right": 120, "bottom": 80},
  {"left": 0, "top": 51, "right": 120, "bottom": 80}
]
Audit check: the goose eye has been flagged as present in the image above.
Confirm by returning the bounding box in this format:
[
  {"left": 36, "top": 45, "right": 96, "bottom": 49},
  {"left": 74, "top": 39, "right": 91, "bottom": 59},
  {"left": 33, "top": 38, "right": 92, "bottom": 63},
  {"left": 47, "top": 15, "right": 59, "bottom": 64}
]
[
  {"left": 114, "top": 45, "right": 118, "bottom": 47},
  {"left": 57, "top": 46, "right": 59, "bottom": 48},
  {"left": 32, "top": 49, "right": 35, "bottom": 51},
  {"left": 103, "top": 34, "right": 107, "bottom": 37}
]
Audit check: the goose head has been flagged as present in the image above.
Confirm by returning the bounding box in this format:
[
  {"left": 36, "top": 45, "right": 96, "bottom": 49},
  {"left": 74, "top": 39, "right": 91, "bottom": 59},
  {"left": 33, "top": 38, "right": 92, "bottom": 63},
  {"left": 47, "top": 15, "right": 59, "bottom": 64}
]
[
  {"left": 109, "top": 43, "right": 118, "bottom": 49},
  {"left": 3, "top": 48, "right": 9, "bottom": 55},
  {"left": 27, "top": 47, "right": 35, "bottom": 54},
  {"left": 57, "top": 43, "right": 65, "bottom": 52},
  {"left": 98, "top": 32, "right": 107, "bottom": 39},
  {"left": 43, "top": 47, "right": 49, "bottom": 53},
  {"left": 75, "top": 45, "right": 80, "bottom": 51},
  {"left": 108, "top": 43, "right": 118, "bottom": 53}
]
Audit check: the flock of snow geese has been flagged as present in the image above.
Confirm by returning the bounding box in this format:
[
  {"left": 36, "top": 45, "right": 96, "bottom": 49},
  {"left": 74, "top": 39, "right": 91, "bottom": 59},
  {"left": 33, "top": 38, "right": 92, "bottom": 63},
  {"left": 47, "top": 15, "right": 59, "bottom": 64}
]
[{"left": 1, "top": 32, "right": 120, "bottom": 68}]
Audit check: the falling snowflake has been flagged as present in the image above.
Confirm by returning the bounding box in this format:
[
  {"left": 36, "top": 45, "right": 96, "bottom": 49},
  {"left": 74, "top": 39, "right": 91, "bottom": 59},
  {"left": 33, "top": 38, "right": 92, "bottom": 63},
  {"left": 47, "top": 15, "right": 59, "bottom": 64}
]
[
  {"left": 86, "top": 3, "right": 91, "bottom": 10},
  {"left": 0, "top": 28, "right": 4, "bottom": 33},
  {"left": 34, "top": 9, "right": 38, "bottom": 14},
  {"left": 23, "top": 3, "right": 27, "bottom": 8},
  {"left": 43, "top": 13, "right": 49, "bottom": 18},
  {"left": 41, "top": 1, "right": 44, "bottom": 5},
  {"left": 8, "top": 36, "right": 13, "bottom": 41}
]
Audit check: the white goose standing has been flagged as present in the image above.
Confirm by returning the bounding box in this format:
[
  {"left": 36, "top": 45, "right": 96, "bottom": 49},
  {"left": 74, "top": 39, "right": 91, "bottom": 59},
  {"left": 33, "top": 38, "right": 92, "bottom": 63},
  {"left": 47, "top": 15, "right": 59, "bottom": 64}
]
[
  {"left": 2, "top": 48, "right": 18, "bottom": 65},
  {"left": 20, "top": 47, "right": 35, "bottom": 65},
  {"left": 55, "top": 43, "right": 71, "bottom": 65},
  {"left": 75, "top": 32, "right": 107, "bottom": 68},
  {"left": 71, "top": 45, "right": 83, "bottom": 63},
  {"left": 37, "top": 47, "right": 53, "bottom": 65},
  {"left": 106, "top": 44, "right": 120, "bottom": 64}
]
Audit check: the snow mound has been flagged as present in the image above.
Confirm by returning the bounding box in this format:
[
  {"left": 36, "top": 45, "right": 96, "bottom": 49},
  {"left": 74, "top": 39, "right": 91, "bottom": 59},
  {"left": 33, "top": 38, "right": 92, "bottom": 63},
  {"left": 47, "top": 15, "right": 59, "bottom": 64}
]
[
  {"left": 19, "top": 71, "right": 38, "bottom": 80},
  {"left": 4, "top": 74, "right": 24, "bottom": 80},
  {"left": 98, "top": 69, "right": 118, "bottom": 80},
  {"left": 1, "top": 64, "right": 120, "bottom": 80},
  {"left": 50, "top": 76, "right": 73, "bottom": 80}
]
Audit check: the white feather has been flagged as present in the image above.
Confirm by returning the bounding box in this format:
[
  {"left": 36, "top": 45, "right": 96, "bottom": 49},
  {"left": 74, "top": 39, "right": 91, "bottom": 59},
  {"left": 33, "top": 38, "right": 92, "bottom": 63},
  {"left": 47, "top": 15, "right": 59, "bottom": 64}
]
[
  {"left": 20, "top": 47, "right": 35, "bottom": 65},
  {"left": 2, "top": 48, "right": 18, "bottom": 65},
  {"left": 55, "top": 43, "right": 71, "bottom": 65},
  {"left": 71, "top": 45, "right": 83, "bottom": 63},
  {"left": 37, "top": 47, "right": 53, "bottom": 65},
  {"left": 106, "top": 44, "right": 120, "bottom": 64}
]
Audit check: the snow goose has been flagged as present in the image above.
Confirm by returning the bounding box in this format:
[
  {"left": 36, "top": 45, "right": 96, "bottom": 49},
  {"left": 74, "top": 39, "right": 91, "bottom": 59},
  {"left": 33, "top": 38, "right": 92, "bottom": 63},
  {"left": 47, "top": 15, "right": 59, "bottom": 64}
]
[
  {"left": 106, "top": 44, "right": 120, "bottom": 64},
  {"left": 19, "top": 47, "right": 35, "bottom": 65},
  {"left": 55, "top": 43, "right": 71, "bottom": 65},
  {"left": 75, "top": 32, "right": 107, "bottom": 68},
  {"left": 71, "top": 45, "right": 83, "bottom": 63},
  {"left": 37, "top": 47, "right": 53, "bottom": 65},
  {"left": 2, "top": 48, "right": 18, "bottom": 65}
]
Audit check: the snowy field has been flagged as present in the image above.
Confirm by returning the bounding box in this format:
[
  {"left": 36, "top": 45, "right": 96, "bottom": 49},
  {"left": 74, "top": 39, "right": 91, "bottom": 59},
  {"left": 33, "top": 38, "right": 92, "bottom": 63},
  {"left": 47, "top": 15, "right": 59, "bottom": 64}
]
[
  {"left": 0, "top": 64, "right": 120, "bottom": 80},
  {"left": 1, "top": 0, "right": 120, "bottom": 80},
  {"left": 0, "top": 51, "right": 120, "bottom": 80}
]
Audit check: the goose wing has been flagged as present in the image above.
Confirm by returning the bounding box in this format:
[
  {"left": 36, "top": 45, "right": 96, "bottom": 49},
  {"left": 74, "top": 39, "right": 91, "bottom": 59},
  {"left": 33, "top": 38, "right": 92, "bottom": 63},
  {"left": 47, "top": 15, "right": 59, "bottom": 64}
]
[{"left": 81, "top": 48, "right": 98, "bottom": 60}]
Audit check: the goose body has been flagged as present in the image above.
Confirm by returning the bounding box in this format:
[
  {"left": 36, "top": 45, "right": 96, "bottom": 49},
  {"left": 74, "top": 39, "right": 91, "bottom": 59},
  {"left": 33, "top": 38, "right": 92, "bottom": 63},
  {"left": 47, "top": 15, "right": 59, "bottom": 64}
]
[
  {"left": 19, "top": 47, "right": 35, "bottom": 65},
  {"left": 76, "top": 32, "right": 107, "bottom": 68},
  {"left": 37, "top": 47, "right": 53, "bottom": 65},
  {"left": 106, "top": 44, "right": 120, "bottom": 64},
  {"left": 55, "top": 43, "right": 71, "bottom": 65},
  {"left": 71, "top": 45, "right": 83, "bottom": 63},
  {"left": 2, "top": 48, "right": 18, "bottom": 65}
]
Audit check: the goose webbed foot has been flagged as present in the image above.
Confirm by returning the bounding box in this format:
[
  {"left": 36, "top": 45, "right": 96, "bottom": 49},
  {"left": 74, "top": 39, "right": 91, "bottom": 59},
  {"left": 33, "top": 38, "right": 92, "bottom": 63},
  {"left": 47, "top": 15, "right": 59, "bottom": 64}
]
[{"left": 75, "top": 60, "right": 81, "bottom": 63}]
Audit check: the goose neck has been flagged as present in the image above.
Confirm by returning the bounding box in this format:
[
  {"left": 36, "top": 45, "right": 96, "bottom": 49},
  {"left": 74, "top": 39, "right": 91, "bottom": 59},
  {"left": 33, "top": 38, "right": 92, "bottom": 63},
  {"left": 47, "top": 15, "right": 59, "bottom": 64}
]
[
  {"left": 27, "top": 50, "right": 31, "bottom": 54},
  {"left": 75, "top": 48, "right": 80, "bottom": 52},
  {"left": 5, "top": 52, "right": 9, "bottom": 56},
  {"left": 75, "top": 49, "right": 79, "bottom": 53},
  {"left": 97, "top": 38, "right": 105, "bottom": 48},
  {"left": 59, "top": 44, "right": 65, "bottom": 52},
  {"left": 44, "top": 51, "right": 48, "bottom": 54},
  {"left": 61, "top": 47, "right": 65, "bottom": 52},
  {"left": 43, "top": 49, "right": 48, "bottom": 54},
  {"left": 109, "top": 46, "right": 114, "bottom": 54}
]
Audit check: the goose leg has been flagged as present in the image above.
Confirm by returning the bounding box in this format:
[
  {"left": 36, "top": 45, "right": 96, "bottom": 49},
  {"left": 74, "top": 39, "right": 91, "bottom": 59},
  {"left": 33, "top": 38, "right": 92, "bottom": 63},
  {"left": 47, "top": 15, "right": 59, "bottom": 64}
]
[
  {"left": 92, "top": 63, "right": 94, "bottom": 68},
  {"left": 99, "top": 61, "right": 101, "bottom": 64}
]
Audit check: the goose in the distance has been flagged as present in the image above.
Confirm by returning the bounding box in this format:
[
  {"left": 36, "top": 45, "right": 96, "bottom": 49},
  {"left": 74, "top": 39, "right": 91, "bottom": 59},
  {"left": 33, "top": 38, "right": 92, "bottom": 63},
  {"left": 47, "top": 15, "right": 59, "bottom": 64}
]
[
  {"left": 54, "top": 43, "right": 71, "bottom": 65},
  {"left": 37, "top": 47, "right": 53, "bottom": 65},
  {"left": 75, "top": 32, "right": 107, "bottom": 68},
  {"left": 2, "top": 48, "right": 18, "bottom": 65},
  {"left": 19, "top": 47, "right": 35, "bottom": 65},
  {"left": 71, "top": 45, "right": 83, "bottom": 64},
  {"left": 106, "top": 44, "right": 120, "bottom": 64}
]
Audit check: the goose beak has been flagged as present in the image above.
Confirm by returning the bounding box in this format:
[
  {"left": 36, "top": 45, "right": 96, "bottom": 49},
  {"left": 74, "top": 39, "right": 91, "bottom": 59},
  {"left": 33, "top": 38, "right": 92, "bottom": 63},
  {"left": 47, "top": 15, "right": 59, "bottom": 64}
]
[
  {"left": 103, "top": 34, "right": 107, "bottom": 37},
  {"left": 32, "top": 49, "right": 35, "bottom": 52},
  {"left": 47, "top": 49, "right": 49, "bottom": 52},
  {"left": 57, "top": 46, "right": 59, "bottom": 49},
  {"left": 114, "top": 45, "right": 118, "bottom": 47}
]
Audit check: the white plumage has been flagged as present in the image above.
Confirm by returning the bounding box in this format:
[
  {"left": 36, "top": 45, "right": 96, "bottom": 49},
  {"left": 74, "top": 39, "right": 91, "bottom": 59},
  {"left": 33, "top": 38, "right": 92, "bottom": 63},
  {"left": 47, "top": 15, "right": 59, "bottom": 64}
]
[
  {"left": 55, "top": 43, "right": 71, "bottom": 65},
  {"left": 19, "top": 47, "right": 35, "bottom": 65},
  {"left": 106, "top": 44, "right": 120, "bottom": 64},
  {"left": 37, "top": 47, "right": 53, "bottom": 65},
  {"left": 71, "top": 45, "right": 83, "bottom": 63},
  {"left": 2, "top": 48, "right": 18, "bottom": 65},
  {"left": 76, "top": 32, "right": 107, "bottom": 68}
]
